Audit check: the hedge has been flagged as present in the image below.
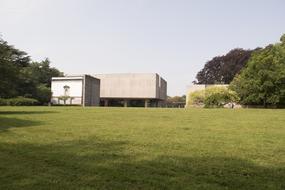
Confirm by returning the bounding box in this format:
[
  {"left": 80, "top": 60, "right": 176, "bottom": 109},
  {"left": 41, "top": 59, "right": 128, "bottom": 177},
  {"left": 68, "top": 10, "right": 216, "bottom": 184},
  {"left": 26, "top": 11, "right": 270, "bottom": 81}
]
[
  {"left": 0, "top": 97, "right": 39, "bottom": 106},
  {"left": 0, "top": 98, "right": 7, "bottom": 106},
  {"left": 186, "top": 87, "right": 239, "bottom": 108}
]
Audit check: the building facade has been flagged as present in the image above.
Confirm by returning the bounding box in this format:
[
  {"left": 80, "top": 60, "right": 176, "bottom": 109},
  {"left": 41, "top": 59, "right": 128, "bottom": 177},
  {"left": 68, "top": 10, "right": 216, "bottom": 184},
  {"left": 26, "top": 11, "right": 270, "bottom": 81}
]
[
  {"left": 94, "top": 73, "right": 167, "bottom": 107},
  {"left": 51, "top": 73, "right": 167, "bottom": 107},
  {"left": 51, "top": 75, "right": 100, "bottom": 106}
]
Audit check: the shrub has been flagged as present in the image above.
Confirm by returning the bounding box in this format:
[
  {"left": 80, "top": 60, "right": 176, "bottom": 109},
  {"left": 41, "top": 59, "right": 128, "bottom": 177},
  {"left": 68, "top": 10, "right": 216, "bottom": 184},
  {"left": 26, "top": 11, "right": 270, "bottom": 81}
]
[
  {"left": 0, "top": 98, "right": 8, "bottom": 106},
  {"left": 204, "top": 87, "right": 239, "bottom": 108},
  {"left": 7, "top": 97, "right": 39, "bottom": 106},
  {"left": 186, "top": 90, "right": 205, "bottom": 107},
  {"left": 35, "top": 84, "right": 52, "bottom": 104},
  {"left": 186, "top": 87, "right": 239, "bottom": 108}
]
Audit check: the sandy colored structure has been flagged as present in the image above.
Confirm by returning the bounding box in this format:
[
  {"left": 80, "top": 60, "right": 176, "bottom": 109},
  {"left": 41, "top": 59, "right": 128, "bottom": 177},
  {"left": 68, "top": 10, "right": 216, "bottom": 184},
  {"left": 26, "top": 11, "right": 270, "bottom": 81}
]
[
  {"left": 94, "top": 73, "right": 167, "bottom": 107},
  {"left": 51, "top": 75, "right": 100, "bottom": 106}
]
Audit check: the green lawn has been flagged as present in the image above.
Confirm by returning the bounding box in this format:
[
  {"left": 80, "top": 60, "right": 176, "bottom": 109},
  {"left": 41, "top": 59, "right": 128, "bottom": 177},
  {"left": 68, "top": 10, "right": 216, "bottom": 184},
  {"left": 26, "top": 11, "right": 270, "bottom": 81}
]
[{"left": 0, "top": 107, "right": 284, "bottom": 190}]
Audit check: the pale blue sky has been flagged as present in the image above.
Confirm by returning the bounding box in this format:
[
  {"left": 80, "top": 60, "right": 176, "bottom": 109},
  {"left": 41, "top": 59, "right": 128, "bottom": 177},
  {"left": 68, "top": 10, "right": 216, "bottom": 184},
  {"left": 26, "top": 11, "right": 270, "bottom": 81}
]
[{"left": 1, "top": 0, "right": 285, "bottom": 95}]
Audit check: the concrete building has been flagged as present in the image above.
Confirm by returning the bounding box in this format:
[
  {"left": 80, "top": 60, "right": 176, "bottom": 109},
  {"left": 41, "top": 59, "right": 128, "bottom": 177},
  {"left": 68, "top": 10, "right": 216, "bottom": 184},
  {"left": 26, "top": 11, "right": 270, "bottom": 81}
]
[
  {"left": 51, "top": 75, "right": 100, "bottom": 106},
  {"left": 94, "top": 73, "right": 167, "bottom": 107}
]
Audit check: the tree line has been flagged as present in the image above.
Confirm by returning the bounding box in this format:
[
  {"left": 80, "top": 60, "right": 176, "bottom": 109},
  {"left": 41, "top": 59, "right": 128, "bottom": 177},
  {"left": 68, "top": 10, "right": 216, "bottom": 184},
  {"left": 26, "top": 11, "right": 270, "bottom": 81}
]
[
  {"left": 194, "top": 34, "right": 285, "bottom": 107},
  {"left": 0, "top": 37, "right": 63, "bottom": 105}
]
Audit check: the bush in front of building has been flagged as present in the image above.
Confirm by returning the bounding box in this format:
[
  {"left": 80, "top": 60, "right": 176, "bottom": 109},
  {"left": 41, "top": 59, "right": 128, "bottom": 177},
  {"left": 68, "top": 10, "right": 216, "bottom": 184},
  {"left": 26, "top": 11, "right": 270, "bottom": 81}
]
[
  {"left": 34, "top": 84, "right": 52, "bottom": 105},
  {"left": 186, "top": 90, "right": 205, "bottom": 107},
  {"left": 8, "top": 97, "right": 39, "bottom": 106},
  {"left": 204, "top": 87, "right": 239, "bottom": 108},
  {"left": 186, "top": 87, "right": 239, "bottom": 108}
]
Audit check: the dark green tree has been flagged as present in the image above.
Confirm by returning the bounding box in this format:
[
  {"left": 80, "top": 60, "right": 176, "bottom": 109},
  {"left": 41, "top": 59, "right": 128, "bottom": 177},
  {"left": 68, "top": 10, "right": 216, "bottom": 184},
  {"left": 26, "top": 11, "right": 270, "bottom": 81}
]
[
  {"left": 17, "top": 59, "right": 63, "bottom": 103},
  {"left": 0, "top": 38, "right": 30, "bottom": 98},
  {"left": 0, "top": 37, "right": 63, "bottom": 104},
  {"left": 27, "top": 59, "right": 63, "bottom": 87},
  {"left": 195, "top": 48, "right": 254, "bottom": 84}
]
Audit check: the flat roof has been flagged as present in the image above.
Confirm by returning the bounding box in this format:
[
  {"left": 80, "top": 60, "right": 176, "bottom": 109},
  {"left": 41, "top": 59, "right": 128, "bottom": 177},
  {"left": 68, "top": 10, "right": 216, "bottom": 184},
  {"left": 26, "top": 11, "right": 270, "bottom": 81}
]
[
  {"left": 52, "top": 75, "right": 100, "bottom": 81},
  {"left": 52, "top": 76, "right": 84, "bottom": 81},
  {"left": 94, "top": 73, "right": 167, "bottom": 81}
]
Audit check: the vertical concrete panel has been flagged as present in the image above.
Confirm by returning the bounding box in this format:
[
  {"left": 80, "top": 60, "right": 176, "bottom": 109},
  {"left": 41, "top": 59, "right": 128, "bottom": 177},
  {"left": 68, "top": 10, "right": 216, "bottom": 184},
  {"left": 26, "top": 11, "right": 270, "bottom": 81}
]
[
  {"left": 159, "top": 77, "right": 167, "bottom": 100},
  {"left": 84, "top": 75, "right": 100, "bottom": 106}
]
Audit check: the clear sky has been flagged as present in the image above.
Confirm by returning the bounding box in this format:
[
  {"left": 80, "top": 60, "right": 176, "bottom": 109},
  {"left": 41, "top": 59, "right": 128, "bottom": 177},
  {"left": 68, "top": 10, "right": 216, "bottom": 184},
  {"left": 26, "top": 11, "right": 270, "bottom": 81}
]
[{"left": 1, "top": 0, "right": 285, "bottom": 96}]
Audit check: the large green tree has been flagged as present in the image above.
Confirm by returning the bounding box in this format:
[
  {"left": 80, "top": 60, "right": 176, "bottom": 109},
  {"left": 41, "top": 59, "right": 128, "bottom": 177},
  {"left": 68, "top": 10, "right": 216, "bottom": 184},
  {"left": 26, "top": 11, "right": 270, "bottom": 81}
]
[
  {"left": 18, "top": 59, "right": 63, "bottom": 103},
  {"left": 230, "top": 34, "right": 285, "bottom": 107},
  {"left": 0, "top": 37, "right": 63, "bottom": 104},
  {"left": 195, "top": 48, "right": 254, "bottom": 84},
  {"left": 0, "top": 38, "right": 30, "bottom": 98}
]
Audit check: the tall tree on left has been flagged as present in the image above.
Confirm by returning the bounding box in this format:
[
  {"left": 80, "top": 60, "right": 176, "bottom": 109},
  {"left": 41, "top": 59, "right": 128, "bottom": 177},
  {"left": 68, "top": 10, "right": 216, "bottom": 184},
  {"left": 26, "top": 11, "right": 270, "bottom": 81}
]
[
  {"left": 0, "top": 38, "right": 30, "bottom": 98},
  {"left": 0, "top": 37, "right": 63, "bottom": 104}
]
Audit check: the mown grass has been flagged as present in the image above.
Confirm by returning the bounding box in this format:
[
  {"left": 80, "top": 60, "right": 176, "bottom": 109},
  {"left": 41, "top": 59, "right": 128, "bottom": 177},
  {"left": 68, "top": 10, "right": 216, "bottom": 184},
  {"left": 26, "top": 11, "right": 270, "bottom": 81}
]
[{"left": 0, "top": 106, "right": 284, "bottom": 190}]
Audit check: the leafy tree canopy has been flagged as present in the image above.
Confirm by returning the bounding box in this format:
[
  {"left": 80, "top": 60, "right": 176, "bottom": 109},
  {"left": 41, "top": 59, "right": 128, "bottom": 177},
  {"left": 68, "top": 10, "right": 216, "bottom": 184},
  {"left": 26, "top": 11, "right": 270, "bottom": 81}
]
[
  {"left": 0, "top": 37, "right": 63, "bottom": 104},
  {"left": 0, "top": 38, "right": 31, "bottom": 97},
  {"left": 230, "top": 34, "right": 285, "bottom": 106},
  {"left": 195, "top": 48, "right": 254, "bottom": 84}
]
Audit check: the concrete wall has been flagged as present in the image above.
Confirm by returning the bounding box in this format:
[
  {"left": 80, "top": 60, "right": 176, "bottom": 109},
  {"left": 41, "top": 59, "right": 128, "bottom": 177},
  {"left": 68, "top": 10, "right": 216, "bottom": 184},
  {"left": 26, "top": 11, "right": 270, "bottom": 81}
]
[
  {"left": 51, "top": 77, "right": 83, "bottom": 105},
  {"left": 94, "top": 73, "right": 167, "bottom": 100},
  {"left": 51, "top": 75, "right": 100, "bottom": 106},
  {"left": 186, "top": 84, "right": 229, "bottom": 94},
  {"left": 83, "top": 75, "right": 100, "bottom": 106},
  {"left": 159, "top": 77, "right": 167, "bottom": 100}
]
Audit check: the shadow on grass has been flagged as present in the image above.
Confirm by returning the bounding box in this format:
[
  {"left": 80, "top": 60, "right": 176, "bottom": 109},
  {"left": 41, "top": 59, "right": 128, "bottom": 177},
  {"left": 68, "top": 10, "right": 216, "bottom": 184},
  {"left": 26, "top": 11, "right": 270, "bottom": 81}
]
[
  {"left": 0, "top": 110, "right": 56, "bottom": 132},
  {"left": 0, "top": 117, "right": 43, "bottom": 132},
  {"left": 0, "top": 138, "right": 284, "bottom": 190}
]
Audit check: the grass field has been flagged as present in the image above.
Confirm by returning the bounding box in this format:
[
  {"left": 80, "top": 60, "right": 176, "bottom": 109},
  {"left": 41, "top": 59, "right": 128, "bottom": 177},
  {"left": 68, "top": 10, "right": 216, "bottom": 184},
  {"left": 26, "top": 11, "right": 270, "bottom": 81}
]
[{"left": 0, "top": 107, "right": 284, "bottom": 190}]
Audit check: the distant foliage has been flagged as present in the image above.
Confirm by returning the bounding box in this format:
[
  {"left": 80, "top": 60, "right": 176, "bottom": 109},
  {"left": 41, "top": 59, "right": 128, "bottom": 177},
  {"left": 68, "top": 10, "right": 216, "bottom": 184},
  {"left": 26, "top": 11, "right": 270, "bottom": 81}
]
[
  {"left": 0, "top": 37, "right": 63, "bottom": 104},
  {"left": 230, "top": 34, "right": 285, "bottom": 107},
  {"left": 166, "top": 95, "right": 186, "bottom": 107},
  {"left": 195, "top": 48, "right": 254, "bottom": 84}
]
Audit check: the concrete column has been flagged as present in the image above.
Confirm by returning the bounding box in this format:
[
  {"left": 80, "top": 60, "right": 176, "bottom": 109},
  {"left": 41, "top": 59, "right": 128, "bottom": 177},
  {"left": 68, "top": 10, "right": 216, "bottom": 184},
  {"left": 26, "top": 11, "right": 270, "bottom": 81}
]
[
  {"left": 124, "top": 99, "right": 128, "bottom": 107},
  {"left": 145, "top": 99, "right": 149, "bottom": 108},
  {"left": 104, "top": 99, "right": 109, "bottom": 107}
]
